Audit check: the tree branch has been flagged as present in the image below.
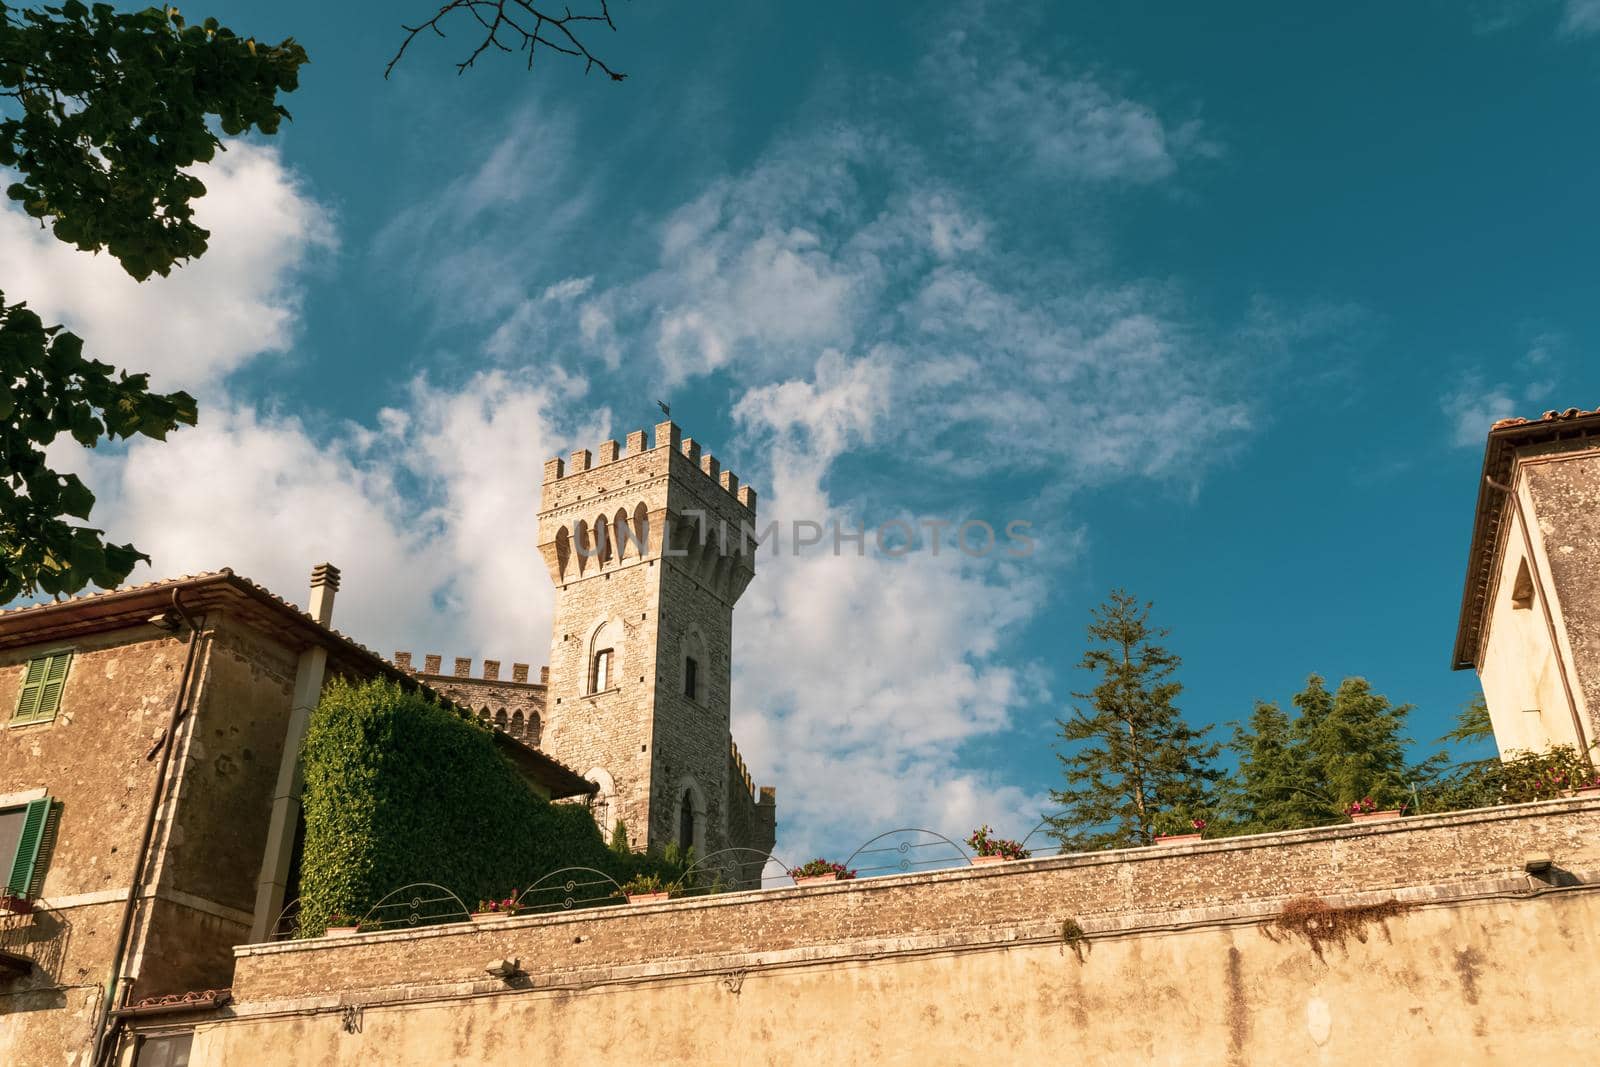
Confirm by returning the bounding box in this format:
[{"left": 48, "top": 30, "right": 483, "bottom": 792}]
[{"left": 387, "top": 0, "right": 629, "bottom": 81}]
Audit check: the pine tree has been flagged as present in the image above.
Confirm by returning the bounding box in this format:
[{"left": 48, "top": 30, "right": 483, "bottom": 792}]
[
  {"left": 1225, "top": 700, "right": 1328, "bottom": 832},
  {"left": 1226, "top": 674, "right": 1426, "bottom": 829},
  {"left": 1047, "top": 591, "right": 1221, "bottom": 850},
  {"left": 1301, "top": 676, "right": 1413, "bottom": 809}
]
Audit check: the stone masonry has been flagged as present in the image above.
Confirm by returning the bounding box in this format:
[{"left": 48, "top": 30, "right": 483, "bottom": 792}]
[{"left": 403, "top": 420, "right": 776, "bottom": 876}]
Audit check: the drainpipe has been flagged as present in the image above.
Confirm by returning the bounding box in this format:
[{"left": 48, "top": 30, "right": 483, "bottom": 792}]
[
  {"left": 248, "top": 563, "right": 340, "bottom": 942},
  {"left": 93, "top": 588, "right": 205, "bottom": 1067},
  {"left": 1485, "top": 476, "right": 1592, "bottom": 761}
]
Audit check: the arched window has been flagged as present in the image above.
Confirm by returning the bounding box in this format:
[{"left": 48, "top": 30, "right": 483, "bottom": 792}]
[
  {"left": 613, "top": 507, "right": 634, "bottom": 560},
  {"left": 593, "top": 513, "right": 612, "bottom": 564},
  {"left": 589, "top": 619, "right": 620, "bottom": 694},
  {"left": 527, "top": 711, "right": 542, "bottom": 747},
  {"left": 679, "top": 789, "right": 696, "bottom": 852},
  {"left": 674, "top": 776, "right": 706, "bottom": 855},
  {"left": 493, "top": 708, "right": 507, "bottom": 732},
  {"left": 633, "top": 502, "right": 650, "bottom": 555},
  {"left": 510, "top": 709, "right": 524, "bottom": 737}
]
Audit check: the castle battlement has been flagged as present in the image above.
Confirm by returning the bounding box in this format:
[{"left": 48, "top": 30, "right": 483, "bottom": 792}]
[
  {"left": 541, "top": 419, "right": 757, "bottom": 515},
  {"left": 393, "top": 652, "right": 548, "bottom": 687}
]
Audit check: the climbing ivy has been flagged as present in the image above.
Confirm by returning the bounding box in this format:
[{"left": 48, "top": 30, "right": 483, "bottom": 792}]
[{"left": 297, "top": 677, "right": 617, "bottom": 934}]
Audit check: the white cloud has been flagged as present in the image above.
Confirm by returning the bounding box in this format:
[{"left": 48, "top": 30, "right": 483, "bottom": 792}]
[
  {"left": 1443, "top": 382, "right": 1520, "bottom": 448},
  {"left": 1562, "top": 0, "right": 1600, "bottom": 35},
  {"left": 82, "top": 370, "right": 589, "bottom": 669},
  {"left": 931, "top": 26, "right": 1217, "bottom": 184},
  {"left": 391, "top": 110, "right": 1255, "bottom": 854},
  {"left": 1441, "top": 337, "right": 1567, "bottom": 447},
  {"left": 731, "top": 369, "right": 1054, "bottom": 857},
  {"left": 0, "top": 142, "right": 335, "bottom": 395}
]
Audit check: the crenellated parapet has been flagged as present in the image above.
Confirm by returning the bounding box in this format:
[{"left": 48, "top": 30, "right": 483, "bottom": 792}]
[
  {"left": 392, "top": 652, "right": 547, "bottom": 686},
  {"left": 536, "top": 420, "right": 760, "bottom": 601},
  {"left": 392, "top": 652, "right": 548, "bottom": 745},
  {"left": 541, "top": 420, "right": 757, "bottom": 515}
]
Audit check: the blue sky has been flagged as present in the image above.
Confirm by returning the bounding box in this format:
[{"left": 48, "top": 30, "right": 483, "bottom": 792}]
[{"left": 8, "top": 1, "right": 1600, "bottom": 858}]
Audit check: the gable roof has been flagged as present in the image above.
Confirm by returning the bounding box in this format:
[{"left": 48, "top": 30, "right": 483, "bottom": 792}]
[
  {"left": 0, "top": 570, "right": 595, "bottom": 799},
  {"left": 1453, "top": 407, "right": 1600, "bottom": 670}
]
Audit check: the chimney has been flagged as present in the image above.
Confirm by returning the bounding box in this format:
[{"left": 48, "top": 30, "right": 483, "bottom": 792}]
[{"left": 309, "top": 563, "right": 341, "bottom": 626}]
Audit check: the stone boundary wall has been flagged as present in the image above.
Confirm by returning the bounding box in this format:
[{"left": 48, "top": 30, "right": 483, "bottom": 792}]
[{"left": 228, "top": 797, "right": 1600, "bottom": 1008}]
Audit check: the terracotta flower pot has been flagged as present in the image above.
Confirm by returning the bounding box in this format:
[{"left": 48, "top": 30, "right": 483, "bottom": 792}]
[
  {"left": 471, "top": 911, "right": 515, "bottom": 923},
  {"left": 793, "top": 873, "right": 838, "bottom": 886},
  {"left": 971, "top": 854, "right": 1008, "bottom": 866},
  {"left": 626, "top": 892, "right": 670, "bottom": 905},
  {"left": 0, "top": 896, "right": 34, "bottom": 916},
  {"left": 1154, "top": 833, "right": 1202, "bottom": 846},
  {"left": 323, "top": 925, "right": 359, "bottom": 938},
  {"left": 1349, "top": 810, "right": 1404, "bottom": 822},
  {"left": 1575, "top": 786, "right": 1600, "bottom": 797}
]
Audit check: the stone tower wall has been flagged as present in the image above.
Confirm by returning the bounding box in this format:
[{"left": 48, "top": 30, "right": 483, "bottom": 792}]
[{"left": 535, "top": 421, "right": 769, "bottom": 856}]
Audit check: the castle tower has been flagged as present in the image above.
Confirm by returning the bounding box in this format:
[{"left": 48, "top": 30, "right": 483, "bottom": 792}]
[{"left": 535, "top": 420, "right": 774, "bottom": 863}]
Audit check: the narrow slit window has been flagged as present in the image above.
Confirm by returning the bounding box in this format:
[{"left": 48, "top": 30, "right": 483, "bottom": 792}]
[
  {"left": 679, "top": 789, "right": 695, "bottom": 849},
  {"left": 684, "top": 656, "right": 698, "bottom": 701},
  {"left": 591, "top": 648, "right": 613, "bottom": 693}
]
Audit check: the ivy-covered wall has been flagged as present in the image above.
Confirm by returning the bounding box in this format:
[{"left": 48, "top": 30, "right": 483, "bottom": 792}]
[{"left": 297, "top": 677, "right": 615, "bottom": 933}]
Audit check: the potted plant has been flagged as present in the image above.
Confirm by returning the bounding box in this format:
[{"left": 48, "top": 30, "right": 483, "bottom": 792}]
[
  {"left": 966, "top": 825, "right": 1031, "bottom": 865},
  {"left": 1575, "top": 775, "right": 1600, "bottom": 797},
  {"left": 789, "top": 859, "right": 856, "bottom": 886},
  {"left": 472, "top": 896, "right": 519, "bottom": 922},
  {"left": 0, "top": 894, "right": 34, "bottom": 916},
  {"left": 1153, "top": 816, "right": 1207, "bottom": 846},
  {"left": 1345, "top": 796, "right": 1404, "bottom": 822},
  {"left": 619, "top": 874, "right": 678, "bottom": 904},
  {"left": 323, "top": 913, "right": 361, "bottom": 937}
]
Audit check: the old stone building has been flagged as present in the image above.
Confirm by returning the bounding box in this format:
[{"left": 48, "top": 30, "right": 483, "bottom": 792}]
[
  {"left": 1454, "top": 406, "right": 1600, "bottom": 758},
  {"left": 4, "top": 409, "right": 1600, "bottom": 1066},
  {"left": 0, "top": 422, "right": 774, "bottom": 1066},
  {"left": 404, "top": 419, "right": 776, "bottom": 865}
]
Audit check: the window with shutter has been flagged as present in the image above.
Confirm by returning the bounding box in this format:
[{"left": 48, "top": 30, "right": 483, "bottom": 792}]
[
  {"left": 4, "top": 797, "right": 52, "bottom": 899},
  {"left": 12, "top": 652, "right": 71, "bottom": 725}
]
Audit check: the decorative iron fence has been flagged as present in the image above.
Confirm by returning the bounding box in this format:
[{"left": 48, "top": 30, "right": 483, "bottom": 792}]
[{"left": 269, "top": 816, "right": 1100, "bottom": 941}]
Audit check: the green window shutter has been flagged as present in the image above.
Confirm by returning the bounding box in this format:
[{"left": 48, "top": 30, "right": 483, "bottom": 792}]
[
  {"left": 6, "top": 798, "right": 50, "bottom": 898},
  {"left": 12, "top": 652, "right": 70, "bottom": 724}
]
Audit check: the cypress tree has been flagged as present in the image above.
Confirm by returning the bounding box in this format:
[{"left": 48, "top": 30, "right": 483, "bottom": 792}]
[{"left": 1047, "top": 590, "right": 1221, "bottom": 850}]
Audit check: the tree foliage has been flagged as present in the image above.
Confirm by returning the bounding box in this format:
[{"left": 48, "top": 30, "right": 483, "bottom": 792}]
[
  {"left": 1047, "top": 590, "right": 1221, "bottom": 850},
  {"left": 2, "top": 1, "right": 307, "bottom": 279},
  {"left": 0, "top": 2, "right": 307, "bottom": 601},
  {"left": 1226, "top": 675, "right": 1437, "bottom": 830},
  {"left": 298, "top": 677, "right": 618, "bottom": 934},
  {"left": 1224, "top": 699, "right": 1326, "bottom": 834},
  {"left": 0, "top": 293, "right": 196, "bottom": 599}
]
